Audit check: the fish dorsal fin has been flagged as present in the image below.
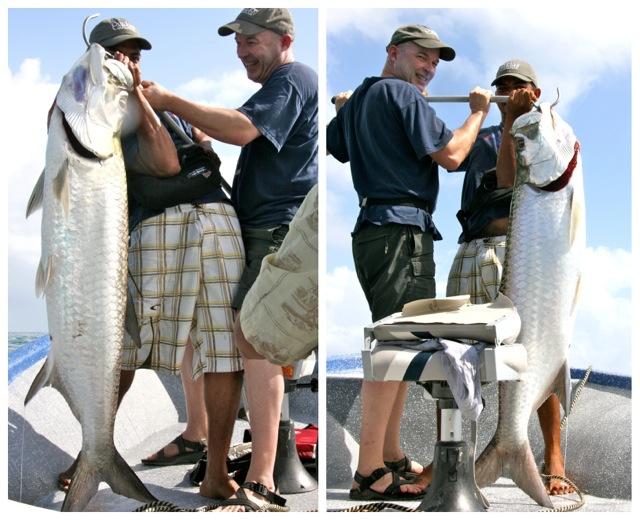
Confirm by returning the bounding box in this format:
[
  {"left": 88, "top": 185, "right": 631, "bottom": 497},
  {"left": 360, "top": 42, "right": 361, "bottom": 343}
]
[
  {"left": 35, "top": 256, "right": 54, "bottom": 297},
  {"left": 26, "top": 168, "right": 45, "bottom": 218}
]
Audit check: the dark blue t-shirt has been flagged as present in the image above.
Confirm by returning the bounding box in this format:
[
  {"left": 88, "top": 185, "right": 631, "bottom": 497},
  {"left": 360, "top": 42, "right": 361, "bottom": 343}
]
[
  {"left": 450, "top": 124, "right": 512, "bottom": 243},
  {"left": 326, "top": 77, "right": 453, "bottom": 237},
  {"left": 233, "top": 61, "right": 318, "bottom": 228}
]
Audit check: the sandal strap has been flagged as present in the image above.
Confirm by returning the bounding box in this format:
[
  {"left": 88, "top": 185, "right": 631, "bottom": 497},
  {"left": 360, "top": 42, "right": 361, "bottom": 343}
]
[
  {"left": 353, "top": 467, "right": 391, "bottom": 490},
  {"left": 172, "top": 434, "right": 206, "bottom": 452},
  {"left": 242, "top": 481, "right": 287, "bottom": 507},
  {"left": 217, "top": 489, "right": 262, "bottom": 512},
  {"left": 384, "top": 455, "right": 410, "bottom": 473}
]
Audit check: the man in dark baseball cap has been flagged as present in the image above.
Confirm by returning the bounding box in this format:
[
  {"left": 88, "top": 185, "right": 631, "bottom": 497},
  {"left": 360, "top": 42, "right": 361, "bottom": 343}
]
[
  {"left": 89, "top": 17, "right": 152, "bottom": 50},
  {"left": 218, "top": 8, "right": 294, "bottom": 38},
  {"left": 386, "top": 24, "right": 455, "bottom": 61},
  {"left": 491, "top": 59, "right": 538, "bottom": 88}
]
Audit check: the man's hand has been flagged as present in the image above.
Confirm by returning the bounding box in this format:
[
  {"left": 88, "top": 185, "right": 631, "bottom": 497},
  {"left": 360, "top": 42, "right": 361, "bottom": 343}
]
[
  {"left": 112, "top": 50, "right": 142, "bottom": 87},
  {"left": 506, "top": 89, "right": 538, "bottom": 120},
  {"left": 468, "top": 87, "right": 492, "bottom": 115},
  {"left": 140, "top": 80, "right": 171, "bottom": 111},
  {"left": 333, "top": 90, "right": 352, "bottom": 113}
]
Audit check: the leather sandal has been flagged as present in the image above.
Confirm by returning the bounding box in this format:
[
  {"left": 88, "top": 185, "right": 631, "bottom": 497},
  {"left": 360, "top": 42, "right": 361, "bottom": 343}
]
[
  {"left": 141, "top": 434, "right": 206, "bottom": 466},
  {"left": 216, "top": 481, "right": 289, "bottom": 512},
  {"left": 349, "top": 467, "right": 424, "bottom": 501}
]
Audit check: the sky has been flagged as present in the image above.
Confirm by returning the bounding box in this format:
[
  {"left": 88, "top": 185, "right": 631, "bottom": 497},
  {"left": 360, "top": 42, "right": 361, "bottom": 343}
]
[
  {"left": 5, "top": 7, "right": 318, "bottom": 335},
  {"left": 325, "top": 8, "right": 633, "bottom": 376},
  {"left": 2, "top": 4, "right": 635, "bottom": 380}
]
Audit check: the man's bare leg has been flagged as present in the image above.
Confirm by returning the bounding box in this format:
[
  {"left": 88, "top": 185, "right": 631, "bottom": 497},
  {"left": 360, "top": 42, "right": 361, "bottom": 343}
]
[
  {"left": 142, "top": 343, "right": 207, "bottom": 462},
  {"left": 216, "top": 356, "right": 284, "bottom": 511},
  {"left": 199, "top": 370, "right": 243, "bottom": 499},
  {"left": 383, "top": 383, "right": 424, "bottom": 477},
  {"left": 538, "top": 394, "right": 573, "bottom": 495},
  {"left": 58, "top": 369, "right": 137, "bottom": 490},
  {"left": 349, "top": 380, "right": 422, "bottom": 496}
]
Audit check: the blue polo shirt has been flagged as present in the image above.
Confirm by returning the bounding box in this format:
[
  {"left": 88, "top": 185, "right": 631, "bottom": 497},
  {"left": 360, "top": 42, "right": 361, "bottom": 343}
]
[
  {"left": 326, "top": 77, "right": 453, "bottom": 237},
  {"left": 233, "top": 61, "right": 318, "bottom": 228},
  {"left": 450, "top": 124, "right": 512, "bottom": 243}
]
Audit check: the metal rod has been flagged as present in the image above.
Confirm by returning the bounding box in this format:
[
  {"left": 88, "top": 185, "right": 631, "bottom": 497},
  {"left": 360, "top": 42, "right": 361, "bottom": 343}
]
[
  {"left": 82, "top": 13, "right": 100, "bottom": 48},
  {"left": 331, "top": 94, "right": 509, "bottom": 104}
]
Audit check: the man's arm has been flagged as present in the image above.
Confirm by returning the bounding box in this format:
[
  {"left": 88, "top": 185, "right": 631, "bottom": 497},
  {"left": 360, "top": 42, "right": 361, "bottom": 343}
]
[
  {"left": 140, "top": 80, "right": 261, "bottom": 147},
  {"left": 119, "top": 55, "right": 180, "bottom": 177},
  {"left": 495, "top": 89, "right": 538, "bottom": 188},
  {"left": 430, "top": 87, "right": 491, "bottom": 170}
]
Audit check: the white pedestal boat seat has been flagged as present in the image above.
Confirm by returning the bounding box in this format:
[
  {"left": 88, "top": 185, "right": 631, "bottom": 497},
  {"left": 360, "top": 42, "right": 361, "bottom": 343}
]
[{"left": 361, "top": 296, "right": 527, "bottom": 512}]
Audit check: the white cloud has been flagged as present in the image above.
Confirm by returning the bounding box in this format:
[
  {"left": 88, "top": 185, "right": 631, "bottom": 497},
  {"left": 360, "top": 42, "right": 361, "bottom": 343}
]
[{"left": 176, "top": 69, "right": 259, "bottom": 109}]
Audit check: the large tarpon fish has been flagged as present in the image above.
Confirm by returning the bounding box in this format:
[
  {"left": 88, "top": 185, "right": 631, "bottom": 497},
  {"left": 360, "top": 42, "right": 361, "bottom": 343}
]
[
  {"left": 24, "top": 43, "right": 155, "bottom": 511},
  {"left": 475, "top": 102, "right": 585, "bottom": 508}
]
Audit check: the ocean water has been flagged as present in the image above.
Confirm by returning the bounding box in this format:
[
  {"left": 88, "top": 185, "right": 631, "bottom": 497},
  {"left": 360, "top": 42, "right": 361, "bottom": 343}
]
[{"left": 8, "top": 333, "right": 47, "bottom": 353}]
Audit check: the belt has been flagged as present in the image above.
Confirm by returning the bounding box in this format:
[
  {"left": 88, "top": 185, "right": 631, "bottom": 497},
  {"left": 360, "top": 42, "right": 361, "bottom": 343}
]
[{"left": 360, "top": 197, "right": 429, "bottom": 210}]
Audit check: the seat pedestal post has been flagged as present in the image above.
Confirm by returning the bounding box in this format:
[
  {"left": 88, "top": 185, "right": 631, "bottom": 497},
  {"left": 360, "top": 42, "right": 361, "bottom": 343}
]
[
  {"left": 273, "top": 383, "right": 318, "bottom": 494},
  {"left": 416, "top": 382, "right": 487, "bottom": 512}
]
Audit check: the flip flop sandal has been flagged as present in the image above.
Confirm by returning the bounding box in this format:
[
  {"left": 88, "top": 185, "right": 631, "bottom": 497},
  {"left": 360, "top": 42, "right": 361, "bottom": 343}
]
[
  {"left": 349, "top": 467, "right": 425, "bottom": 501},
  {"left": 141, "top": 434, "right": 206, "bottom": 466},
  {"left": 384, "top": 455, "right": 421, "bottom": 480},
  {"left": 216, "top": 481, "right": 289, "bottom": 512}
]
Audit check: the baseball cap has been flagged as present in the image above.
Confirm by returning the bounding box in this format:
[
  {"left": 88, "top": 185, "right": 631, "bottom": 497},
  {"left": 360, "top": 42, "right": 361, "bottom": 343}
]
[
  {"left": 386, "top": 24, "right": 455, "bottom": 61},
  {"left": 89, "top": 18, "right": 152, "bottom": 50},
  {"left": 218, "top": 8, "right": 294, "bottom": 38},
  {"left": 491, "top": 59, "right": 538, "bottom": 88}
]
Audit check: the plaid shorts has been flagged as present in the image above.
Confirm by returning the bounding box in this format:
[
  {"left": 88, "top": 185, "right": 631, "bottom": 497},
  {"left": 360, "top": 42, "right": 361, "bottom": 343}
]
[
  {"left": 122, "top": 202, "right": 245, "bottom": 377},
  {"left": 446, "top": 236, "right": 506, "bottom": 304}
]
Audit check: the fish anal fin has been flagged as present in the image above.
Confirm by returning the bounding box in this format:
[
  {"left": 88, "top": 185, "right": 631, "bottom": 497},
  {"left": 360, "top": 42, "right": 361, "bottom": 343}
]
[
  {"left": 24, "top": 354, "right": 54, "bottom": 405},
  {"left": 125, "top": 290, "right": 142, "bottom": 349},
  {"left": 35, "top": 256, "right": 54, "bottom": 297},
  {"left": 26, "top": 168, "right": 45, "bottom": 218}
]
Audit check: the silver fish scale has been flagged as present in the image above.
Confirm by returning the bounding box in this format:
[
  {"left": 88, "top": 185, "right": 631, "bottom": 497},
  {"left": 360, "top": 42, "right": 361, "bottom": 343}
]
[
  {"left": 41, "top": 110, "right": 128, "bottom": 454},
  {"left": 499, "top": 182, "right": 580, "bottom": 444}
]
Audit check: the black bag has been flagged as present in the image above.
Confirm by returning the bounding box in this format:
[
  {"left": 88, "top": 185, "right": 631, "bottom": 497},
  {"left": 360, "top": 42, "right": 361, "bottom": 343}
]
[{"left": 128, "top": 143, "right": 224, "bottom": 211}]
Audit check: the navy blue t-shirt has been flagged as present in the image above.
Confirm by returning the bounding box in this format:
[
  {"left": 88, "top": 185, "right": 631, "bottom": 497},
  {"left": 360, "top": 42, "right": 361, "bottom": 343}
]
[
  {"left": 326, "top": 77, "right": 453, "bottom": 237},
  {"left": 450, "top": 124, "right": 512, "bottom": 243},
  {"left": 233, "top": 61, "right": 318, "bottom": 228}
]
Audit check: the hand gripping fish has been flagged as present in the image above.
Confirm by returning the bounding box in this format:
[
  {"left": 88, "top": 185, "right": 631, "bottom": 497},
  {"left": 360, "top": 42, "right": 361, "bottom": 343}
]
[
  {"left": 475, "top": 103, "right": 585, "bottom": 508},
  {"left": 24, "top": 44, "right": 156, "bottom": 511}
]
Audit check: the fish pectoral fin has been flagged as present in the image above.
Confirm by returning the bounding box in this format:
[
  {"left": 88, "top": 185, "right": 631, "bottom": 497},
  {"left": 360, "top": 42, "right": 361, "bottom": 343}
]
[
  {"left": 26, "top": 168, "right": 45, "bottom": 218},
  {"left": 24, "top": 354, "right": 55, "bottom": 405},
  {"left": 125, "top": 290, "right": 142, "bottom": 349},
  {"left": 53, "top": 158, "right": 71, "bottom": 217},
  {"left": 35, "top": 256, "right": 54, "bottom": 297}
]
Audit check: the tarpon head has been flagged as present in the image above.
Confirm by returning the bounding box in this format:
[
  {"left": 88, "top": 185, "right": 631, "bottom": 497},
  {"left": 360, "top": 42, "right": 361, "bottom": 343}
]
[
  {"left": 55, "top": 43, "right": 133, "bottom": 160},
  {"left": 511, "top": 102, "right": 577, "bottom": 189}
]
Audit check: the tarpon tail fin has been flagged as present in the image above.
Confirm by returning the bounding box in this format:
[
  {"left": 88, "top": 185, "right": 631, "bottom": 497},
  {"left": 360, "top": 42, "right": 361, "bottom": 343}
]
[
  {"left": 24, "top": 354, "right": 55, "bottom": 405},
  {"left": 26, "top": 168, "right": 45, "bottom": 218},
  {"left": 62, "top": 448, "right": 156, "bottom": 512},
  {"left": 476, "top": 439, "right": 553, "bottom": 509}
]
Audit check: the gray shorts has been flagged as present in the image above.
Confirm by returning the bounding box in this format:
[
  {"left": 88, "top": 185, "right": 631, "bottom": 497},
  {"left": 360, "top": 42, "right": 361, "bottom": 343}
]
[{"left": 352, "top": 223, "right": 435, "bottom": 322}]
